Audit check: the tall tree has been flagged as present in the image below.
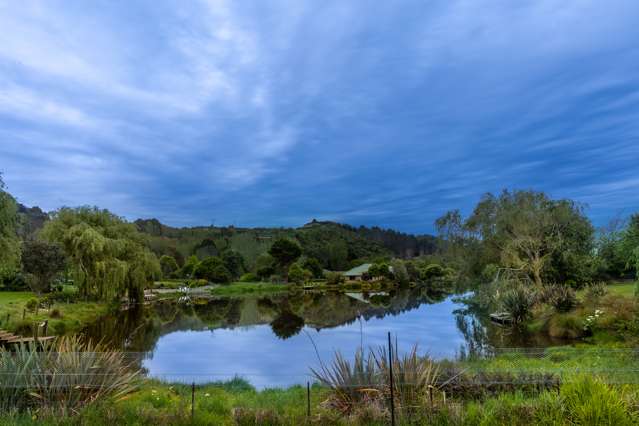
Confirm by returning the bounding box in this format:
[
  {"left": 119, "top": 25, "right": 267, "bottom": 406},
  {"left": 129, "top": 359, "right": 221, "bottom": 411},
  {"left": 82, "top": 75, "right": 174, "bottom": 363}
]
[
  {"left": 268, "top": 238, "right": 302, "bottom": 280},
  {"left": 461, "top": 190, "right": 594, "bottom": 286},
  {"left": 41, "top": 207, "right": 160, "bottom": 301}
]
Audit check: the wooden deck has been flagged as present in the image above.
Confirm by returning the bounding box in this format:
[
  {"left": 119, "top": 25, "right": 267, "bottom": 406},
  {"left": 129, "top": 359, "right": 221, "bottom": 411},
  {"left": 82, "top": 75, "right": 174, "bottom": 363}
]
[{"left": 0, "top": 329, "right": 56, "bottom": 346}]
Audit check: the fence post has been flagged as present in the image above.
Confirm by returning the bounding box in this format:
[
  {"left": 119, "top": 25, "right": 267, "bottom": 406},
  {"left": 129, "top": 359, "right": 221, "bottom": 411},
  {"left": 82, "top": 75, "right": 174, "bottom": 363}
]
[
  {"left": 191, "top": 382, "right": 195, "bottom": 421},
  {"left": 388, "top": 331, "right": 395, "bottom": 426},
  {"left": 307, "top": 381, "right": 311, "bottom": 419}
]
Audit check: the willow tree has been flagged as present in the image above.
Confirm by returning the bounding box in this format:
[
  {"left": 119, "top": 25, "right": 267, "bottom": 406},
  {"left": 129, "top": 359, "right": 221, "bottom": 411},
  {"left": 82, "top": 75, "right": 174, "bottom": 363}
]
[
  {"left": 41, "top": 207, "right": 160, "bottom": 302},
  {"left": 0, "top": 174, "right": 20, "bottom": 277}
]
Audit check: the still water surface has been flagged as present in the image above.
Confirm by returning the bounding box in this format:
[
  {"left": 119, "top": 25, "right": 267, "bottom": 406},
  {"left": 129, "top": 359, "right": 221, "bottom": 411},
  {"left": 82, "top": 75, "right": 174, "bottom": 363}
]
[{"left": 84, "top": 288, "right": 566, "bottom": 388}]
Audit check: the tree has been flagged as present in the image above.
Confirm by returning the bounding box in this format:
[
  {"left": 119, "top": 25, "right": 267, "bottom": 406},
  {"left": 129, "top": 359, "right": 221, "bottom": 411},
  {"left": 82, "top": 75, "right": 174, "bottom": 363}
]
[
  {"left": 159, "top": 255, "right": 179, "bottom": 278},
  {"left": 390, "top": 259, "right": 409, "bottom": 285},
  {"left": 368, "top": 262, "right": 391, "bottom": 279},
  {"left": 268, "top": 238, "right": 302, "bottom": 280},
  {"left": 0, "top": 174, "right": 20, "bottom": 277},
  {"left": 255, "top": 253, "right": 276, "bottom": 281},
  {"left": 194, "top": 256, "right": 231, "bottom": 283},
  {"left": 21, "top": 240, "right": 66, "bottom": 295},
  {"left": 221, "top": 249, "right": 245, "bottom": 278},
  {"left": 288, "top": 263, "right": 312, "bottom": 284},
  {"left": 40, "top": 207, "right": 161, "bottom": 302},
  {"left": 464, "top": 190, "right": 594, "bottom": 287},
  {"left": 180, "top": 255, "right": 200, "bottom": 278},
  {"left": 302, "top": 257, "right": 323, "bottom": 278}
]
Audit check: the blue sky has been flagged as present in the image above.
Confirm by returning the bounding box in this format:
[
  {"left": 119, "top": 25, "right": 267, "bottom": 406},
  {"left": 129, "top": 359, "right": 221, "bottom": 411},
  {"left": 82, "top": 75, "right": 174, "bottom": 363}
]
[{"left": 1, "top": 0, "right": 638, "bottom": 234}]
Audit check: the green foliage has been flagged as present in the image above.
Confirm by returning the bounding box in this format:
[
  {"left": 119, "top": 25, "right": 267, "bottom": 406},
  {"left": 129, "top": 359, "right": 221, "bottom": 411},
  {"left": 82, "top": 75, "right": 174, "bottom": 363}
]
[
  {"left": 325, "top": 271, "right": 346, "bottom": 286},
  {"left": 420, "top": 263, "right": 446, "bottom": 280},
  {"left": 390, "top": 259, "right": 409, "bottom": 285},
  {"left": 543, "top": 285, "right": 578, "bottom": 313},
  {"left": 442, "top": 190, "right": 594, "bottom": 286},
  {"left": 560, "top": 376, "right": 636, "bottom": 425},
  {"left": 194, "top": 257, "right": 232, "bottom": 283},
  {"left": 302, "top": 257, "right": 323, "bottom": 278},
  {"left": 500, "top": 285, "right": 534, "bottom": 323},
  {"left": 20, "top": 240, "right": 66, "bottom": 295},
  {"left": 268, "top": 238, "right": 302, "bottom": 275},
  {"left": 159, "top": 255, "right": 179, "bottom": 278},
  {"left": 40, "top": 207, "right": 160, "bottom": 302},
  {"left": 287, "top": 263, "right": 312, "bottom": 284},
  {"left": 239, "top": 272, "right": 259, "bottom": 282},
  {"left": 254, "top": 253, "right": 276, "bottom": 280},
  {"left": 221, "top": 249, "right": 246, "bottom": 279},
  {"left": 0, "top": 174, "right": 20, "bottom": 278},
  {"left": 180, "top": 255, "right": 200, "bottom": 278},
  {"left": 368, "top": 262, "right": 390, "bottom": 279}
]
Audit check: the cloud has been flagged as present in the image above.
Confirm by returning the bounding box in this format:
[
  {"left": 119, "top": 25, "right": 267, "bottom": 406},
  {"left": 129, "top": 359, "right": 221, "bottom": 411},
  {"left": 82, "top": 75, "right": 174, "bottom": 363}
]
[{"left": 0, "top": 0, "right": 638, "bottom": 232}]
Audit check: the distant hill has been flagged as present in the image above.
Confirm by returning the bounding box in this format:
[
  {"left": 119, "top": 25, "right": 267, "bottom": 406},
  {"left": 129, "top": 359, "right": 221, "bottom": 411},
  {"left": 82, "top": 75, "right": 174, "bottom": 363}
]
[
  {"left": 11, "top": 203, "right": 437, "bottom": 269},
  {"left": 135, "top": 217, "right": 437, "bottom": 269}
]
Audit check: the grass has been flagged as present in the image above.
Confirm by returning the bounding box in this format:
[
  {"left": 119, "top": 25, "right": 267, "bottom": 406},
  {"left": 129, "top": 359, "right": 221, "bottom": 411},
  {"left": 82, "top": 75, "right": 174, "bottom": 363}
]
[
  {"left": 607, "top": 282, "right": 637, "bottom": 298},
  {"left": 0, "top": 291, "right": 110, "bottom": 336},
  {"left": 209, "top": 282, "right": 291, "bottom": 296}
]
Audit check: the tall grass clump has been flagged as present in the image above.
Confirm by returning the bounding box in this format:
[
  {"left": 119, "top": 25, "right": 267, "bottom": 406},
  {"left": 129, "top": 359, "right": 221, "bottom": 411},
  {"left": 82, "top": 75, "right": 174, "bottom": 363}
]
[
  {"left": 310, "top": 348, "right": 379, "bottom": 413},
  {"left": 310, "top": 343, "right": 439, "bottom": 421},
  {"left": 0, "top": 336, "right": 140, "bottom": 414},
  {"left": 500, "top": 286, "right": 534, "bottom": 323},
  {"left": 559, "top": 376, "right": 637, "bottom": 425}
]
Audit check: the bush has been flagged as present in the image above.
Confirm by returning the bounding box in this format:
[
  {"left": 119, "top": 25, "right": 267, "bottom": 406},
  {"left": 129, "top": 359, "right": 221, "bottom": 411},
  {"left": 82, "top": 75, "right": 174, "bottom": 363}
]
[
  {"left": 288, "top": 263, "right": 312, "bottom": 284},
  {"left": 420, "top": 263, "right": 446, "bottom": 280},
  {"left": 193, "top": 257, "right": 232, "bottom": 284},
  {"left": 550, "top": 286, "right": 578, "bottom": 313},
  {"left": 239, "top": 272, "right": 259, "bottom": 282},
  {"left": 325, "top": 271, "right": 345, "bottom": 286},
  {"left": 548, "top": 313, "right": 585, "bottom": 338},
  {"left": 25, "top": 298, "right": 39, "bottom": 312},
  {"left": 584, "top": 282, "right": 607, "bottom": 303},
  {"left": 500, "top": 286, "right": 534, "bottom": 323}
]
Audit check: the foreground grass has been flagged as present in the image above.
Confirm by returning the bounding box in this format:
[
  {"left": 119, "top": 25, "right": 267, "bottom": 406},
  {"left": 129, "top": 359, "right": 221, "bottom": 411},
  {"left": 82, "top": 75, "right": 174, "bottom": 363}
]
[
  {"left": 0, "top": 291, "right": 110, "bottom": 336},
  {"left": 2, "top": 374, "right": 637, "bottom": 425}
]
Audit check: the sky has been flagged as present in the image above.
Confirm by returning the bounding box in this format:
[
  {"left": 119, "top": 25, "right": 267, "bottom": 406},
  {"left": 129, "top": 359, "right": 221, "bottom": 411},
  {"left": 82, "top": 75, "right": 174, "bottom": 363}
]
[{"left": 1, "top": 0, "right": 638, "bottom": 234}]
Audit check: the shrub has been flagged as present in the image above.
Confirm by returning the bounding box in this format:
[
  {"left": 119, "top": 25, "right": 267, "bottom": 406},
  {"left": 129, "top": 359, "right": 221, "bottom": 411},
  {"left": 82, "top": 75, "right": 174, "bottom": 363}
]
[
  {"left": 584, "top": 282, "right": 607, "bottom": 302},
  {"left": 550, "top": 286, "right": 578, "bottom": 313},
  {"left": 548, "top": 313, "right": 585, "bottom": 338},
  {"left": 500, "top": 286, "right": 534, "bottom": 323},
  {"left": 193, "top": 257, "right": 232, "bottom": 284},
  {"left": 49, "top": 308, "right": 62, "bottom": 319},
  {"left": 239, "top": 272, "right": 259, "bottom": 282},
  {"left": 324, "top": 271, "right": 345, "bottom": 286},
  {"left": 25, "top": 298, "right": 39, "bottom": 312},
  {"left": 288, "top": 263, "right": 312, "bottom": 284},
  {"left": 420, "top": 263, "right": 446, "bottom": 280}
]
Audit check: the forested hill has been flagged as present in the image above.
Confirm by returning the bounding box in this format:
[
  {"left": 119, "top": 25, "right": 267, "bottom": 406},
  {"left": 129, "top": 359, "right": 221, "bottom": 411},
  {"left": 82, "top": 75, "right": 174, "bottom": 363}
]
[
  {"left": 134, "top": 218, "right": 437, "bottom": 270},
  {"left": 14, "top": 202, "right": 437, "bottom": 270}
]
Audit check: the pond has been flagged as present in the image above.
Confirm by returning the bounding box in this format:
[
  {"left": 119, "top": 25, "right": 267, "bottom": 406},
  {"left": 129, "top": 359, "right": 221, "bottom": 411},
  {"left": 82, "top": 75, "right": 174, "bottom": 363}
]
[{"left": 82, "top": 287, "right": 569, "bottom": 389}]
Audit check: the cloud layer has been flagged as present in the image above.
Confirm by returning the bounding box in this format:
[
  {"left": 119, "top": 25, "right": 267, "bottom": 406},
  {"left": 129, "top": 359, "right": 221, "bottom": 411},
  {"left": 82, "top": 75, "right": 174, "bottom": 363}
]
[{"left": 1, "top": 0, "right": 638, "bottom": 232}]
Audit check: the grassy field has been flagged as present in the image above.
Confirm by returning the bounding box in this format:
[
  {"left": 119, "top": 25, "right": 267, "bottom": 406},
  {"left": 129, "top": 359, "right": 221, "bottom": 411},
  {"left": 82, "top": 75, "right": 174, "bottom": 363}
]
[
  {"left": 0, "top": 291, "right": 109, "bottom": 336},
  {"left": 209, "top": 282, "right": 291, "bottom": 296},
  {"left": 607, "top": 281, "right": 637, "bottom": 297}
]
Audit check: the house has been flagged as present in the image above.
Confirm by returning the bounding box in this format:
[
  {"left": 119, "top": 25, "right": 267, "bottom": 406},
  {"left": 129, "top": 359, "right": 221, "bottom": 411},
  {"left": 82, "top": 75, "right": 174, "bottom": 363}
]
[{"left": 342, "top": 263, "right": 372, "bottom": 281}]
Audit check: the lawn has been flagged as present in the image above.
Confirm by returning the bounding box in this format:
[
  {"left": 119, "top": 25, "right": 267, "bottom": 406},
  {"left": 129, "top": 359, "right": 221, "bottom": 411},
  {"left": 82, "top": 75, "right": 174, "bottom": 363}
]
[
  {"left": 0, "top": 290, "right": 110, "bottom": 336},
  {"left": 607, "top": 281, "right": 637, "bottom": 297},
  {"left": 209, "top": 282, "right": 291, "bottom": 296}
]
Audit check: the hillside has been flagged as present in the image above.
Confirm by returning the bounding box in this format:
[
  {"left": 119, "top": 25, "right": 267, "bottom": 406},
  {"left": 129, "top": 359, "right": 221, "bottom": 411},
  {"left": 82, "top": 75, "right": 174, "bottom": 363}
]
[
  {"left": 12, "top": 202, "right": 437, "bottom": 270},
  {"left": 135, "top": 218, "right": 437, "bottom": 269}
]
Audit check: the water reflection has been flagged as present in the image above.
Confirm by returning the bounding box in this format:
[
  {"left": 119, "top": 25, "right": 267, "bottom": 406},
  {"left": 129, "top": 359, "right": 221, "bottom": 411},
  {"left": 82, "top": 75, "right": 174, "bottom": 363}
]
[{"left": 81, "top": 287, "right": 569, "bottom": 388}]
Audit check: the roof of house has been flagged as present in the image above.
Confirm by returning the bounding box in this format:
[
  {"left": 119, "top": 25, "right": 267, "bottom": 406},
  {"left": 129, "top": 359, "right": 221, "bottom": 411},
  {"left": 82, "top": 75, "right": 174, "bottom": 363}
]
[{"left": 342, "top": 263, "right": 372, "bottom": 277}]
